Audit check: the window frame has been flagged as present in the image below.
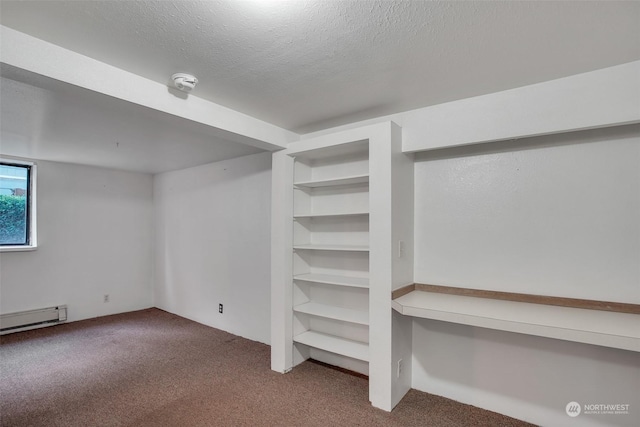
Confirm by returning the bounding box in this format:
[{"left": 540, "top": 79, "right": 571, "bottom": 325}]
[{"left": 0, "top": 158, "right": 37, "bottom": 251}]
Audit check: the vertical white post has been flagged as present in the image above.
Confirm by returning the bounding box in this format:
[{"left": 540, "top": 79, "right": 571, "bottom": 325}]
[
  {"left": 369, "top": 123, "right": 395, "bottom": 410},
  {"left": 390, "top": 122, "right": 414, "bottom": 407},
  {"left": 271, "top": 150, "right": 294, "bottom": 372},
  {"left": 369, "top": 122, "right": 414, "bottom": 411}
]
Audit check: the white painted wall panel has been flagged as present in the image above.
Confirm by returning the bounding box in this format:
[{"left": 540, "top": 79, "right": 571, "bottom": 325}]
[
  {"left": 414, "top": 125, "right": 640, "bottom": 303},
  {"left": 154, "top": 152, "right": 272, "bottom": 344},
  {"left": 403, "top": 61, "right": 640, "bottom": 151},
  {"left": 412, "top": 320, "right": 640, "bottom": 427},
  {"left": 0, "top": 160, "right": 153, "bottom": 321}
]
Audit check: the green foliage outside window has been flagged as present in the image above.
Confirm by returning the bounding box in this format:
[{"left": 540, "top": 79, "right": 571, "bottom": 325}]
[{"left": 0, "top": 195, "right": 27, "bottom": 244}]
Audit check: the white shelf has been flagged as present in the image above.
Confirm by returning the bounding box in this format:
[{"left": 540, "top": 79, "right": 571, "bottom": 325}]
[
  {"left": 294, "top": 174, "right": 369, "bottom": 188},
  {"left": 294, "top": 212, "right": 369, "bottom": 219},
  {"left": 293, "top": 330, "right": 369, "bottom": 362},
  {"left": 392, "top": 291, "right": 640, "bottom": 352},
  {"left": 294, "top": 273, "right": 369, "bottom": 289},
  {"left": 287, "top": 139, "right": 369, "bottom": 160},
  {"left": 293, "top": 244, "right": 369, "bottom": 252},
  {"left": 294, "top": 302, "right": 369, "bottom": 325}
]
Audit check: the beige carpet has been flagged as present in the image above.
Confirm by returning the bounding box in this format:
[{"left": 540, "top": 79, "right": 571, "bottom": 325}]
[{"left": 0, "top": 308, "right": 532, "bottom": 426}]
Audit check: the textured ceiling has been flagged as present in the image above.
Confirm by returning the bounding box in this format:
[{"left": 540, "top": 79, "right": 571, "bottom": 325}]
[
  {"left": 1, "top": 0, "right": 639, "bottom": 134},
  {"left": 0, "top": 67, "right": 261, "bottom": 174}
]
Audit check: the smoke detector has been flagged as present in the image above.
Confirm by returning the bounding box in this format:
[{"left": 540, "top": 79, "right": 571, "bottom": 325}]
[{"left": 171, "top": 73, "right": 198, "bottom": 92}]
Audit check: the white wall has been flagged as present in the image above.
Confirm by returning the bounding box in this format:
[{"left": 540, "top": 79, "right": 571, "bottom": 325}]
[
  {"left": 412, "top": 320, "right": 640, "bottom": 427},
  {"left": 154, "top": 152, "right": 272, "bottom": 344},
  {"left": 412, "top": 125, "right": 640, "bottom": 426},
  {"left": 414, "top": 125, "right": 640, "bottom": 302},
  {"left": 0, "top": 159, "right": 153, "bottom": 321}
]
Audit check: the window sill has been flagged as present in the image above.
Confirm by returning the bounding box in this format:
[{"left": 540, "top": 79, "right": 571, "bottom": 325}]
[{"left": 0, "top": 245, "right": 38, "bottom": 252}]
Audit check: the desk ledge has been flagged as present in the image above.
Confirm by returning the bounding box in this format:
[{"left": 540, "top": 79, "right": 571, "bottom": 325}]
[{"left": 392, "top": 284, "right": 640, "bottom": 352}]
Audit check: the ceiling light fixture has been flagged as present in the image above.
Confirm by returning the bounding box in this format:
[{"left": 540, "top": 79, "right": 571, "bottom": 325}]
[{"left": 171, "top": 73, "right": 198, "bottom": 92}]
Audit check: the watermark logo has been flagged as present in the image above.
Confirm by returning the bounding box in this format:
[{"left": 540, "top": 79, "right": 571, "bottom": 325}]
[
  {"left": 566, "top": 402, "right": 581, "bottom": 417},
  {"left": 583, "top": 403, "right": 630, "bottom": 415},
  {"left": 566, "top": 401, "right": 630, "bottom": 417}
]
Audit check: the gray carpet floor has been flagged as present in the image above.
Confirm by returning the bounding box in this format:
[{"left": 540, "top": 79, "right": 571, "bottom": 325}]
[{"left": 0, "top": 308, "right": 533, "bottom": 426}]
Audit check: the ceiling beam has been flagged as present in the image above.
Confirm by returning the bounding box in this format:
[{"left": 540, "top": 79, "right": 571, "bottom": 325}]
[{"left": 0, "top": 25, "right": 299, "bottom": 152}]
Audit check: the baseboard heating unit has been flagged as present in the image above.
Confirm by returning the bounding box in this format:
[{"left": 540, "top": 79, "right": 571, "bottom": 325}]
[{"left": 0, "top": 305, "right": 68, "bottom": 335}]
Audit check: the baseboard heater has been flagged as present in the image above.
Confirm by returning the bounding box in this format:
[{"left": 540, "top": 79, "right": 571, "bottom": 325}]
[{"left": 0, "top": 305, "right": 68, "bottom": 335}]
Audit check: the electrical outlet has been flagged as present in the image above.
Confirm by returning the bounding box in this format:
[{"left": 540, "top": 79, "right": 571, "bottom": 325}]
[
  {"left": 219, "top": 304, "right": 223, "bottom": 314},
  {"left": 397, "top": 359, "right": 403, "bottom": 378},
  {"left": 103, "top": 294, "right": 109, "bottom": 303}
]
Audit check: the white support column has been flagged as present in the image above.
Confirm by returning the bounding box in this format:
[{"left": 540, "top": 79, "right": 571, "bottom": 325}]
[
  {"left": 369, "top": 123, "right": 395, "bottom": 410},
  {"left": 389, "top": 122, "right": 414, "bottom": 407},
  {"left": 270, "top": 150, "right": 294, "bottom": 373},
  {"left": 369, "top": 121, "right": 414, "bottom": 411}
]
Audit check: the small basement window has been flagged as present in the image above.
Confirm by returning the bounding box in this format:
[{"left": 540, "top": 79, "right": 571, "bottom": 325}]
[{"left": 0, "top": 159, "right": 37, "bottom": 251}]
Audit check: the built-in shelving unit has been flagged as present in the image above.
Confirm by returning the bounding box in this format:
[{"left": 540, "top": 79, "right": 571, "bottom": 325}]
[
  {"left": 272, "top": 122, "right": 413, "bottom": 411},
  {"left": 289, "top": 139, "right": 372, "bottom": 375}
]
